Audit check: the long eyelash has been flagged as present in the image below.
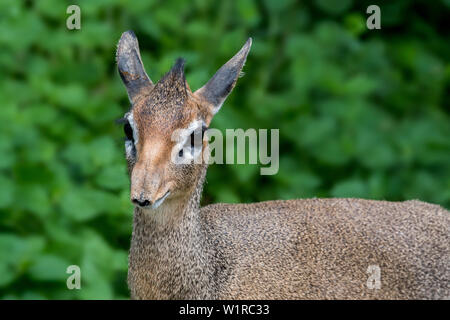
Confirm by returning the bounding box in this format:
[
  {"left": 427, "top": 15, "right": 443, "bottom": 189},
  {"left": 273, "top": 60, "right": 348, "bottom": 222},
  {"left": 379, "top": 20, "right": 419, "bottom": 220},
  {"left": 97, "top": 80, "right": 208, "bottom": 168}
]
[
  {"left": 115, "top": 108, "right": 132, "bottom": 125},
  {"left": 115, "top": 117, "right": 128, "bottom": 125}
]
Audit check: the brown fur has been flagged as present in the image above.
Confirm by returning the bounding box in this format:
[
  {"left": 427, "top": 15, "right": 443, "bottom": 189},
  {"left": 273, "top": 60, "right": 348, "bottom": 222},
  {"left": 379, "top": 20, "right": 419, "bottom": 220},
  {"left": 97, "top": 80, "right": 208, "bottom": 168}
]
[{"left": 116, "top": 31, "right": 450, "bottom": 299}]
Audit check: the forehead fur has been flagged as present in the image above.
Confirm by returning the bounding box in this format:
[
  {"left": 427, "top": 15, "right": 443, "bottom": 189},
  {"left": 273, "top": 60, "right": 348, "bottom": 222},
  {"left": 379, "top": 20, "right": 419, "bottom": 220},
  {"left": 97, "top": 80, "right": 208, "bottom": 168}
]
[
  {"left": 132, "top": 58, "right": 204, "bottom": 135},
  {"left": 151, "top": 58, "right": 189, "bottom": 109}
]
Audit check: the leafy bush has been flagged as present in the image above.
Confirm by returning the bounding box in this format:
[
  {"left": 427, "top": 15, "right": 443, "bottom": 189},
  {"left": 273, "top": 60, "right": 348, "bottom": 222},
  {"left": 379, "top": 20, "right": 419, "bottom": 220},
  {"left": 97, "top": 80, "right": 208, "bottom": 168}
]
[{"left": 0, "top": 0, "right": 449, "bottom": 299}]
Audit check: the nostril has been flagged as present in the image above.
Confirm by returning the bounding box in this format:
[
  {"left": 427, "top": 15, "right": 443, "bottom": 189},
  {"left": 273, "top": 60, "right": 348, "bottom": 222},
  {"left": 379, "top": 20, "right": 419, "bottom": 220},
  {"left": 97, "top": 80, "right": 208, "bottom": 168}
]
[{"left": 132, "top": 198, "right": 151, "bottom": 207}]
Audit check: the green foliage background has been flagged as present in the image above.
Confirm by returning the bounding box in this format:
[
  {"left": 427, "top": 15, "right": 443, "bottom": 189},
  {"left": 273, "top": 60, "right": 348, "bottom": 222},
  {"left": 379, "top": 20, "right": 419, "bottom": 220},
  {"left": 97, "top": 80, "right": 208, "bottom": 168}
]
[{"left": 0, "top": 0, "right": 449, "bottom": 299}]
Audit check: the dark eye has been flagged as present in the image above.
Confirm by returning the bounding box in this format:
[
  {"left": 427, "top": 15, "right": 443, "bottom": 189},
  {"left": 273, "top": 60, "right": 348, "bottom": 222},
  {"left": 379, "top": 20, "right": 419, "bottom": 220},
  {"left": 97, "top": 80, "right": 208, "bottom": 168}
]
[{"left": 124, "top": 121, "right": 134, "bottom": 141}]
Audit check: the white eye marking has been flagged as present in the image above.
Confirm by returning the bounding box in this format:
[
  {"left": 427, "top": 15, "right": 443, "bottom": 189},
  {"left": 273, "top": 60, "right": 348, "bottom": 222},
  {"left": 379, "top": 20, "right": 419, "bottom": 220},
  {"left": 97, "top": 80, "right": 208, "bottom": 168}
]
[{"left": 126, "top": 112, "right": 139, "bottom": 145}]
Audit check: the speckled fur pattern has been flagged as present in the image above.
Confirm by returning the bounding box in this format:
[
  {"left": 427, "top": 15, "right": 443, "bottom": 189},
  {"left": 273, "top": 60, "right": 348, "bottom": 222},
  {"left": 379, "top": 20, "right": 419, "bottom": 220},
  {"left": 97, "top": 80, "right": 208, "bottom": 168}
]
[
  {"left": 201, "top": 198, "right": 449, "bottom": 299},
  {"left": 117, "top": 31, "right": 450, "bottom": 300},
  {"left": 129, "top": 162, "right": 450, "bottom": 299}
]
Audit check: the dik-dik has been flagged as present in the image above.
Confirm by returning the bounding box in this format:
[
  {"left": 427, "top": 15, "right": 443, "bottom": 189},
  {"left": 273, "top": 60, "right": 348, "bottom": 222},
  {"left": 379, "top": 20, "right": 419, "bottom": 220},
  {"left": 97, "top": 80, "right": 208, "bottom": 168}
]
[{"left": 116, "top": 31, "right": 449, "bottom": 299}]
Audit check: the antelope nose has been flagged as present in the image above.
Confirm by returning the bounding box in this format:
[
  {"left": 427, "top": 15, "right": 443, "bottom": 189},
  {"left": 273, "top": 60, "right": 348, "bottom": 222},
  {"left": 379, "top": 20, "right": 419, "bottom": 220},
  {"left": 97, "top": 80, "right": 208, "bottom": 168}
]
[{"left": 132, "top": 198, "right": 151, "bottom": 207}]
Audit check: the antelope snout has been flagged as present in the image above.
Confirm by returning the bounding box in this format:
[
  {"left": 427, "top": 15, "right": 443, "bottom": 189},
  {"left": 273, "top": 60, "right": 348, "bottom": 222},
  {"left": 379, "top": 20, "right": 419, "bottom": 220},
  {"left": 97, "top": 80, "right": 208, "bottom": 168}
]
[{"left": 130, "top": 168, "right": 172, "bottom": 209}]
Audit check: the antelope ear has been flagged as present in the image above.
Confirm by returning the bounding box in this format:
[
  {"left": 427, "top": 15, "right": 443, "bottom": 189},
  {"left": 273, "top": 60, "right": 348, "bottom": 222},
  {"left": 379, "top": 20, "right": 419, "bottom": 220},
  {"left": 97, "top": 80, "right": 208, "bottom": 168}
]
[
  {"left": 116, "top": 30, "right": 154, "bottom": 104},
  {"left": 195, "top": 38, "right": 252, "bottom": 115}
]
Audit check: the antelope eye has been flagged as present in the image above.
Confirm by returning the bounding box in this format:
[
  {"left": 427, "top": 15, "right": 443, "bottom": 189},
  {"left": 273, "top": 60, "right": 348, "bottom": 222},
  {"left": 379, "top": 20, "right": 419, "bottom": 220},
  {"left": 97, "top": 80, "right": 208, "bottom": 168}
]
[{"left": 124, "top": 121, "right": 134, "bottom": 141}]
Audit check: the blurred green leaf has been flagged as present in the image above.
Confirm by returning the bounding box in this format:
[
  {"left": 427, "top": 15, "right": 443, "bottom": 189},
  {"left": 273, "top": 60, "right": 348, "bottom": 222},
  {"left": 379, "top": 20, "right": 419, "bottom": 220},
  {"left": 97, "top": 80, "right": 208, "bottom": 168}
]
[
  {"left": 331, "top": 179, "right": 369, "bottom": 198},
  {"left": 28, "top": 255, "right": 70, "bottom": 281}
]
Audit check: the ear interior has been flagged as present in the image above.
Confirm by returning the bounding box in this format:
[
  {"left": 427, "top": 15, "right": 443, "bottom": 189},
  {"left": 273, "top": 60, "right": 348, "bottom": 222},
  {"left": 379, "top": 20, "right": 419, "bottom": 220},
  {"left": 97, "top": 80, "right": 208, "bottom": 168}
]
[
  {"left": 195, "top": 38, "right": 252, "bottom": 115},
  {"left": 116, "top": 30, "right": 154, "bottom": 103}
]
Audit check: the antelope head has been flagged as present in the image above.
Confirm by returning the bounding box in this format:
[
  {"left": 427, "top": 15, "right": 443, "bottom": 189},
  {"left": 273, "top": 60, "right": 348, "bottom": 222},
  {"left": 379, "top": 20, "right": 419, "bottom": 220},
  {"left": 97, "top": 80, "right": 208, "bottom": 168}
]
[{"left": 116, "top": 31, "right": 251, "bottom": 210}]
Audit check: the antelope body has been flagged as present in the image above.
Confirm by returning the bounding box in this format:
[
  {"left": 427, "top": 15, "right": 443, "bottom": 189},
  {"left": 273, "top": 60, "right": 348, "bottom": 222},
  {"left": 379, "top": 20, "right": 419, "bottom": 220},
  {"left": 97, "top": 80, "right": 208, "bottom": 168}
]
[{"left": 116, "top": 31, "right": 450, "bottom": 299}]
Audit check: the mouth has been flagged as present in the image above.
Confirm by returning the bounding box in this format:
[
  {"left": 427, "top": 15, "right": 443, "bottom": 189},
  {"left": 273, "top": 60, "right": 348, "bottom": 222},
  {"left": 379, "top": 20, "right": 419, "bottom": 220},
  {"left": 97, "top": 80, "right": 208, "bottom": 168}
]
[{"left": 152, "top": 190, "right": 171, "bottom": 209}]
